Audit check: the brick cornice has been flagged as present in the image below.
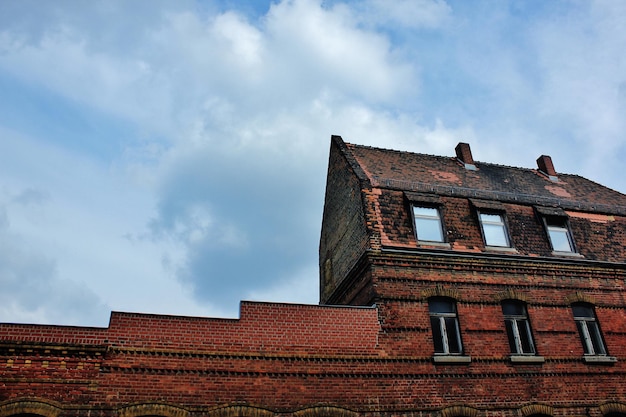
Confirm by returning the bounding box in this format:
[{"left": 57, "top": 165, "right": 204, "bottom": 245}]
[
  {"left": 519, "top": 403, "right": 554, "bottom": 417},
  {"left": 293, "top": 406, "right": 357, "bottom": 417},
  {"left": 118, "top": 404, "right": 189, "bottom": 417},
  {"left": 598, "top": 402, "right": 626, "bottom": 416},
  {"left": 372, "top": 249, "right": 626, "bottom": 278},
  {"left": 441, "top": 405, "right": 480, "bottom": 417},
  {"left": 0, "top": 342, "right": 107, "bottom": 357}
]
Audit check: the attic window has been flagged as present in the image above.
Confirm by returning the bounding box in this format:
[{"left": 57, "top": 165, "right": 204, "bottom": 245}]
[
  {"left": 413, "top": 206, "right": 445, "bottom": 243},
  {"left": 544, "top": 216, "right": 575, "bottom": 253},
  {"left": 479, "top": 213, "right": 511, "bottom": 248},
  {"left": 471, "top": 200, "right": 512, "bottom": 249},
  {"left": 534, "top": 206, "right": 578, "bottom": 255}
]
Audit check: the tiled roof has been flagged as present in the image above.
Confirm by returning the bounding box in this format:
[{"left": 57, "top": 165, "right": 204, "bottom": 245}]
[{"left": 344, "top": 141, "right": 626, "bottom": 215}]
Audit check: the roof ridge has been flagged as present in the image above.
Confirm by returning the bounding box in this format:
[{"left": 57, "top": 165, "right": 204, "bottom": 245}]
[
  {"left": 347, "top": 141, "right": 574, "bottom": 176},
  {"left": 347, "top": 142, "right": 454, "bottom": 162}
]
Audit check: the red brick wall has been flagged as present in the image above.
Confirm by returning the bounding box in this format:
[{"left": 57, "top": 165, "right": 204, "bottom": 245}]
[
  {"left": 1, "top": 302, "right": 382, "bottom": 411},
  {"left": 319, "top": 138, "right": 372, "bottom": 303},
  {"left": 373, "top": 190, "right": 626, "bottom": 262},
  {"left": 6, "top": 291, "right": 620, "bottom": 413}
]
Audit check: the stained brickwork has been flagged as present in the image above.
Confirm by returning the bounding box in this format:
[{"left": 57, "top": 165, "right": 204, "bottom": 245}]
[
  {"left": 2, "top": 136, "right": 626, "bottom": 417},
  {"left": 319, "top": 137, "right": 372, "bottom": 302}
]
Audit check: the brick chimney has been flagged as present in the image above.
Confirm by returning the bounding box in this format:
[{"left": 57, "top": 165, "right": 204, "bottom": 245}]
[
  {"left": 537, "top": 155, "right": 558, "bottom": 181},
  {"left": 455, "top": 142, "right": 476, "bottom": 170}
]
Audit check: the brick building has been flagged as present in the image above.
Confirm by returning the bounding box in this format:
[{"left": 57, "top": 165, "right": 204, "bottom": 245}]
[{"left": 2, "top": 135, "right": 626, "bottom": 417}]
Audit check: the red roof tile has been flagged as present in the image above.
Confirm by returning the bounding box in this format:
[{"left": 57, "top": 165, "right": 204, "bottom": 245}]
[{"left": 344, "top": 141, "right": 626, "bottom": 215}]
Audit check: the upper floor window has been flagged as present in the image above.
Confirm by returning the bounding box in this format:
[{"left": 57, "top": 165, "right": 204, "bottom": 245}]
[
  {"left": 429, "top": 298, "right": 463, "bottom": 355},
  {"left": 572, "top": 304, "right": 607, "bottom": 355},
  {"left": 413, "top": 206, "right": 445, "bottom": 242},
  {"left": 479, "top": 212, "right": 510, "bottom": 247},
  {"left": 502, "top": 300, "right": 536, "bottom": 355},
  {"left": 544, "top": 216, "right": 575, "bottom": 253}
]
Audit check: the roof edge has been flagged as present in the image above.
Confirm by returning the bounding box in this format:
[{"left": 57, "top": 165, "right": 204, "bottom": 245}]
[
  {"left": 371, "top": 176, "right": 626, "bottom": 216},
  {"left": 331, "top": 135, "right": 372, "bottom": 186}
]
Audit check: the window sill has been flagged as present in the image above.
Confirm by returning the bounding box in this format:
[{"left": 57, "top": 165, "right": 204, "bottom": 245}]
[
  {"left": 583, "top": 355, "right": 617, "bottom": 364},
  {"left": 510, "top": 355, "right": 545, "bottom": 364},
  {"left": 417, "top": 241, "right": 451, "bottom": 249},
  {"left": 433, "top": 355, "right": 471, "bottom": 364},
  {"left": 484, "top": 246, "right": 518, "bottom": 254},
  {"left": 551, "top": 251, "right": 584, "bottom": 258}
]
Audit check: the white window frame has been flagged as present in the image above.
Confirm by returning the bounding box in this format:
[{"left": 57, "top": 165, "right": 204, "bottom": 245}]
[
  {"left": 429, "top": 298, "right": 463, "bottom": 355},
  {"left": 413, "top": 206, "right": 445, "bottom": 243},
  {"left": 479, "top": 212, "right": 511, "bottom": 247},
  {"left": 502, "top": 301, "right": 536, "bottom": 355},
  {"left": 573, "top": 304, "right": 607, "bottom": 356},
  {"left": 544, "top": 216, "right": 576, "bottom": 253}
]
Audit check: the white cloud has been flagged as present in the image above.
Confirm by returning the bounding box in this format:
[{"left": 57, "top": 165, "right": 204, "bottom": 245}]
[
  {"left": 532, "top": 1, "right": 626, "bottom": 170},
  {"left": 0, "top": 128, "right": 220, "bottom": 324},
  {"left": 245, "top": 264, "right": 319, "bottom": 305},
  {"left": 0, "top": 196, "right": 108, "bottom": 325},
  {"left": 263, "top": 0, "right": 415, "bottom": 104},
  {"left": 355, "top": 0, "right": 452, "bottom": 30}
]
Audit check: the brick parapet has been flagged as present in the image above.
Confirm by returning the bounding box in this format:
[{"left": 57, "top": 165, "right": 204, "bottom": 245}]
[{"left": 2, "top": 302, "right": 380, "bottom": 355}]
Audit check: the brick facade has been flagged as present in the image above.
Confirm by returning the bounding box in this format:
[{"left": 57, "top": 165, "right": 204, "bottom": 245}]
[{"left": 2, "top": 136, "right": 626, "bottom": 417}]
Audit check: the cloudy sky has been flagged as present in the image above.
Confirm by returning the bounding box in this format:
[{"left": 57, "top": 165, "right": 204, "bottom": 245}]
[{"left": 1, "top": 0, "right": 625, "bottom": 327}]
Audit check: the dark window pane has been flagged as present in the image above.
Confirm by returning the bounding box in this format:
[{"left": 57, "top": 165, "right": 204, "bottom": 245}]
[
  {"left": 504, "top": 319, "right": 518, "bottom": 353},
  {"left": 572, "top": 305, "right": 593, "bottom": 318},
  {"left": 519, "top": 321, "right": 535, "bottom": 354},
  {"left": 575, "top": 321, "right": 591, "bottom": 354},
  {"left": 502, "top": 301, "right": 525, "bottom": 316},
  {"left": 430, "top": 316, "right": 444, "bottom": 353},
  {"left": 429, "top": 299, "right": 455, "bottom": 313}
]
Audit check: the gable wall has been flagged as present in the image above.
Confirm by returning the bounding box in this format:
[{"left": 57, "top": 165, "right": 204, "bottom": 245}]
[{"left": 319, "top": 140, "right": 371, "bottom": 303}]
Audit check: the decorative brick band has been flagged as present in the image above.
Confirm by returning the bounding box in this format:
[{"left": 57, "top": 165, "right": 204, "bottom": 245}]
[
  {"left": 0, "top": 399, "right": 62, "bottom": 417},
  {"left": 118, "top": 404, "right": 189, "bottom": 417},
  {"left": 293, "top": 406, "right": 357, "bottom": 417},
  {"left": 441, "top": 405, "right": 479, "bottom": 417},
  {"left": 207, "top": 405, "right": 274, "bottom": 417},
  {"left": 519, "top": 404, "right": 553, "bottom": 417},
  {"left": 422, "top": 285, "right": 461, "bottom": 301},
  {"left": 565, "top": 291, "right": 596, "bottom": 305},
  {"left": 494, "top": 289, "right": 528, "bottom": 303},
  {"left": 598, "top": 402, "right": 626, "bottom": 416}
]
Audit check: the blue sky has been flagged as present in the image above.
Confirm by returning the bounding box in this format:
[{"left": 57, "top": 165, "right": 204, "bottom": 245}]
[{"left": 1, "top": 0, "right": 625, "bottom": 326}]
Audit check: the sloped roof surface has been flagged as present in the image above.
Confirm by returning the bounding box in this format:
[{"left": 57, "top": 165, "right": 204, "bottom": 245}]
[{"left": 345, "top": 142, "right": 626, "bottom": 214}]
